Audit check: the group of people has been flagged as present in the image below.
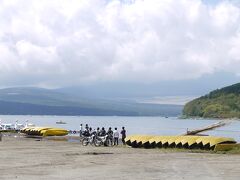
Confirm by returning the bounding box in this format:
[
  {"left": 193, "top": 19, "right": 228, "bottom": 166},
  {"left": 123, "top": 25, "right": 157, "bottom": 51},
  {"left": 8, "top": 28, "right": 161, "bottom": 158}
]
[{"left": 79, "top": 124, "right": 126, "bottom": 145}]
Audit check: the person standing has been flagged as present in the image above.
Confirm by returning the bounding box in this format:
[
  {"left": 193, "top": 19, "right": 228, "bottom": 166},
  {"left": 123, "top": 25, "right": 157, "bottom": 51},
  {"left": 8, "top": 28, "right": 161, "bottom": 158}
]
[
  {"left": 83, "top": 126, "right": 90, "bottom": 137},
  {"left": 100, "top": 127, "right": 106, "bottom": 136},
  {"left": 96, "top": 127, "right": 100, "bottom": 136},
  {"left": 89, "top": 127, "right": 93, "bottom": 135},
  {"left": 85, "top": 124, "right": 89, "bottom": 131},
  {"left": 113, "top": 127, "right": 119, "bottom": 146},
  {"left": 107, "top": 127, "right": 113, "bottom": 145},
  {"left": 121, "top": 127, "right": 126, "bottom": 145},
  {"left": 79, "top": 124, "right": 83, "bottom": 137}
]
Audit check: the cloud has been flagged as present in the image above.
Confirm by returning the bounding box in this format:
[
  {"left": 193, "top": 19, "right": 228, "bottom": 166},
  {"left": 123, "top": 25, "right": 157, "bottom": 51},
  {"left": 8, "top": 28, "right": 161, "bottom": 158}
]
[{"left": 0, "top": 0, "right": 240, "bottom": 87}]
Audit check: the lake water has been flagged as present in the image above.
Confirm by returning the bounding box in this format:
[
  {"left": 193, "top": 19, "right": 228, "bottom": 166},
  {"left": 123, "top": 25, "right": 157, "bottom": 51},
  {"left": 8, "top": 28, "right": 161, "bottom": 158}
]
[{"left": 1, "top": 115, "right": 240, "bottom": 142}]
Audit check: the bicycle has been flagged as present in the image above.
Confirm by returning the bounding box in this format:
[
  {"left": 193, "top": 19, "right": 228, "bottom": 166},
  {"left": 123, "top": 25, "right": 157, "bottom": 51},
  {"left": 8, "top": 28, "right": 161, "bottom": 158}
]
[
  {"left": 94, "top": 135, "right": 113, "bottom": 147},
  {"left": 82, "top": 134, "right": 96, "bottom": 146}
]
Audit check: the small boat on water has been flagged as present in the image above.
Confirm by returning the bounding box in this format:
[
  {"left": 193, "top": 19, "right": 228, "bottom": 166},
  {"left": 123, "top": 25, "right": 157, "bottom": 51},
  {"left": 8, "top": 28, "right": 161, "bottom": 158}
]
[{"left": 56, "top": 120, "right": 67, "bottom": 124}]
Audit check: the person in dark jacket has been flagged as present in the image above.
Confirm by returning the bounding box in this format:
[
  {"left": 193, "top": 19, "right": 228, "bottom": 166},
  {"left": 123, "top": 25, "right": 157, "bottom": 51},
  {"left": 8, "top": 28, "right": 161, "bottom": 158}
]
[
  {"left": 100, "top": 127, "right": 106, "bottom": 136},
  {"left": 96, "top": 127, "right": 100, "bottom": 136},
  {"left": 121, "top": 127, "right": 126, "bottom": 145},
  {"left": 107, "top": 127, "right": 113, "bottom": 145},
  {"left": 82, "top": 126, "right": 90, "bottom": 137}
]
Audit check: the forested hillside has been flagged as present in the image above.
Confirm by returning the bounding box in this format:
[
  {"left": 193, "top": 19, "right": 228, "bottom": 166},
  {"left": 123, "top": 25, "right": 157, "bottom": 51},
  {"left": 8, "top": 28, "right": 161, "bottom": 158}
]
[{"left": 183, "top": 83, "right": 240, "bottom": 118}]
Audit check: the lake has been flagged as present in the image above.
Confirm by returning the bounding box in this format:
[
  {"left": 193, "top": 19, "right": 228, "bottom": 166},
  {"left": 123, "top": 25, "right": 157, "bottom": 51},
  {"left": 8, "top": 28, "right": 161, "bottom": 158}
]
[{"left": 1, "top": 115, "right": 240, "bottom": 142}]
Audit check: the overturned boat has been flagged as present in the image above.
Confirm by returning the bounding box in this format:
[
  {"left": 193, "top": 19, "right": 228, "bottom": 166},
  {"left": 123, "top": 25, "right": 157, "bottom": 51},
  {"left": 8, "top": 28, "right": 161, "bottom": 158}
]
[
  {"left": 20, "top": 127, "right": 68, "bottom": 136},
  {"left": 125, "top": 135, "right": 236, "bottom": 151}
]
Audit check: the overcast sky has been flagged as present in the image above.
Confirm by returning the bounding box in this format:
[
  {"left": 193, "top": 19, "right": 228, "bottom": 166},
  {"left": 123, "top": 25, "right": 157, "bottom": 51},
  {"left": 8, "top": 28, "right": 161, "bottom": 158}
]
[{"left": 0, "top": 0, "right": 240, "bottom": 90}]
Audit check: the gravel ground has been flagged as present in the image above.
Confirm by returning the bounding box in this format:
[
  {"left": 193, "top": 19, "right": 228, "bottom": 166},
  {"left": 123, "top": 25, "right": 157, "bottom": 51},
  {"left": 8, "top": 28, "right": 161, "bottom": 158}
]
[{"left": 1, "top": 134, "right": 240, "bottom": 180}]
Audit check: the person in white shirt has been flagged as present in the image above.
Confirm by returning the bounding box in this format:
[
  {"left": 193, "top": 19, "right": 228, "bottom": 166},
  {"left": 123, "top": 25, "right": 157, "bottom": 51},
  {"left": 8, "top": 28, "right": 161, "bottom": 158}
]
[
  {"left": 113, "top": 127, "right": 119, "bottom": 146},
  {"left": 89, "top": 127, "right": 93, "bottom": 135},
  {"left": 79, "top": 124, "right": 83, "bottom": 137}
]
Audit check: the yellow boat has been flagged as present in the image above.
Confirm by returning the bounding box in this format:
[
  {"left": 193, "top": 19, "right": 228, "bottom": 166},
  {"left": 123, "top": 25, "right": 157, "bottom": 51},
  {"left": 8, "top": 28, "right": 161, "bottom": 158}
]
[
  {"left": 21, "top": 127, "right": 68, "bottom": 136},
  {"left": 148, "top": 136, "right": 164, "bottom": 148},
  {"left": 130, "top": 135, "right": 148, "bottom": 147},
  {"left": 125, "top": 135, "right": 135, "bottom": 146},
  {"left": 179, "top": 136, "right": 201, "bottom": 148},
  {"left": 160, "top": 136, "right": 172, "bottom": 147},
  {"left": 126, "top": 135, "right": 237, "bottom": 150},
  {"left": 167, "top": 136, "right": 180, "bottom": 147},
  {"left": 139, "top": 135, "right": 156, "bottom": 148},
  {"left": 40, "top": 128, "right": 68, "bottom": 136}
]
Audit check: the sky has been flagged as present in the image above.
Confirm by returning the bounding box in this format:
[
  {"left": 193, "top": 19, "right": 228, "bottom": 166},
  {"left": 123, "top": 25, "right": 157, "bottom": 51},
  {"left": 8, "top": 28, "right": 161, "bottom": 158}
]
[{"left": 0, "top": 0, "right": 240, "bottom": 95}]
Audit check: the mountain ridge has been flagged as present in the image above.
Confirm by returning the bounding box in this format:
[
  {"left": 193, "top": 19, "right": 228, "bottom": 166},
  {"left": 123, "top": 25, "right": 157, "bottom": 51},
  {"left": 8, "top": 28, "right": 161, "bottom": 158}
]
[{"left": 0, "top": 87, "right": 182, "bottom": 116}]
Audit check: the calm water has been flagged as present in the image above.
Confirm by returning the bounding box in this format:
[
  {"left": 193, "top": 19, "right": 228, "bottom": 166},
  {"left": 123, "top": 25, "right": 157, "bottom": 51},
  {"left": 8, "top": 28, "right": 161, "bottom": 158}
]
[{"left": 1, "top": 115, "right": 240, "bottom": 142}]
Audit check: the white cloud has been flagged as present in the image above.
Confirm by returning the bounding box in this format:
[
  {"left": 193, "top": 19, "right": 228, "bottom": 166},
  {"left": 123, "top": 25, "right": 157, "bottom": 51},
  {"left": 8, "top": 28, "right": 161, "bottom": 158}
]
[{"left": 0, "top": 0, "right": 240, "bottom": 87}]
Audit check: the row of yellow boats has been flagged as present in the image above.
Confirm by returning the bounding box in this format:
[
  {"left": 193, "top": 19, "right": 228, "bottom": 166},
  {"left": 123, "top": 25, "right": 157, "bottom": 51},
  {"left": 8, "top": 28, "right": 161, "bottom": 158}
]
[
  {"left": 125, "top": 135, "right": 236, "bottom": 150},
  {"left": 20, "top": 127, "right": 68, "bottom": 136},
  {"left": 19, "top": 127, "right": 237, "bottom": 151}
]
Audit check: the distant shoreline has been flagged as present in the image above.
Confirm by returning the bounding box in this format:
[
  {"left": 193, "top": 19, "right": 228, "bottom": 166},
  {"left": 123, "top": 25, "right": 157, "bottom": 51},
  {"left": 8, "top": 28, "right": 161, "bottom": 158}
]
[{"left": 0, "top": 114, "right": 180, "bottom": 117}]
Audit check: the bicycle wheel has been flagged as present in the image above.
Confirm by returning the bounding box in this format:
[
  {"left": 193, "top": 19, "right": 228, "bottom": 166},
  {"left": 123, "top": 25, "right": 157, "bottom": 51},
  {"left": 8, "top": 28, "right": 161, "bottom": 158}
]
[
  {"left": 82, "top": 138, "right": 89, "bottom": 146},
  {"left": 94, "top": 137, "right": 102, "bottom": 147},
  {"left": 79, "top": 137, "right": 84, "bottom": 143}
]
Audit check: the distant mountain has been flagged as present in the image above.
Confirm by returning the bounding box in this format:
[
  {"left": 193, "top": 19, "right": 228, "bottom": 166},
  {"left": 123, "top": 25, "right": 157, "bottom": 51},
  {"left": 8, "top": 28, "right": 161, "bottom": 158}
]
[
  {"left": 57, "top": 73, "right": 240, "bottom": 98},
  {"left": 183, "top": 83, "right": 240, "bottom": 118},
  {"left": 0, "top": 87, "right": 182, "bottom": 116},
  {"left": 0, "top": 100, "right": 135, "bottom": 116}
]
